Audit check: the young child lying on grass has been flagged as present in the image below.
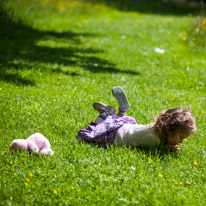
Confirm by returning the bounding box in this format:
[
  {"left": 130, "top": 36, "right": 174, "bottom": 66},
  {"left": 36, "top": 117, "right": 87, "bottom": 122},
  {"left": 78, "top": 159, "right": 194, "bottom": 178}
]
[{"left": 78, "top": 86, "right": 197, "bottom": 151}]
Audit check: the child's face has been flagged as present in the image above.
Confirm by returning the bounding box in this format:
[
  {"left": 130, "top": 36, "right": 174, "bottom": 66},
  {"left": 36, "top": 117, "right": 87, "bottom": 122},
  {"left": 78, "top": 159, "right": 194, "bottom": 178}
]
[
  {"left": 168, "top": 131, "right": 192, "bottom": 147},
  {"left": 168, "top": 136, "right": 180, "bottom": 147}
]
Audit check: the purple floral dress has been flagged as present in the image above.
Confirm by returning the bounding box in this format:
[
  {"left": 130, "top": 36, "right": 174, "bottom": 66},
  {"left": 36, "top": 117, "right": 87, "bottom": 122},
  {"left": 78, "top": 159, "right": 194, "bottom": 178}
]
[{"left": 78, "top": 114, "right": 137, "bottom": 146}]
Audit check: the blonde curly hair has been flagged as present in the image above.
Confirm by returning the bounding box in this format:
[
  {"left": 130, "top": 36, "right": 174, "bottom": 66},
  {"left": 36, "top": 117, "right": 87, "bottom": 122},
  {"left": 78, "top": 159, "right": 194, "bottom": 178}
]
[{"left": 152, "top": 108, "right": 197, "bottom": 147}]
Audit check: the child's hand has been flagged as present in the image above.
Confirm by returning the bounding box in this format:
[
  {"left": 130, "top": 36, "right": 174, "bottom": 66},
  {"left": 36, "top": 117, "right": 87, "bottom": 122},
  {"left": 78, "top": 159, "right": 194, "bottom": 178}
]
[{"left": 171, "top": 145, "right": 179, "bottom": 152}]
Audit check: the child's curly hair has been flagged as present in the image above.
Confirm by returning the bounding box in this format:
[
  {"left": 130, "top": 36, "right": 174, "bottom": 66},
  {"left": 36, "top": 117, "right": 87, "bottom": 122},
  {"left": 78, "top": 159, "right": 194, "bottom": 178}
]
[{"left": 152, "top": 108, "right": 197, "bottom": 147}]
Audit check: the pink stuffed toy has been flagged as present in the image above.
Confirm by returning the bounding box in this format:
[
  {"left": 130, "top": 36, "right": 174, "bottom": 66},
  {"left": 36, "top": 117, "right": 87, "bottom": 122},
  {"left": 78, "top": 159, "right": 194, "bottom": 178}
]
[{"left": 10, "top": 133, "right": 54, "bottom": 156}]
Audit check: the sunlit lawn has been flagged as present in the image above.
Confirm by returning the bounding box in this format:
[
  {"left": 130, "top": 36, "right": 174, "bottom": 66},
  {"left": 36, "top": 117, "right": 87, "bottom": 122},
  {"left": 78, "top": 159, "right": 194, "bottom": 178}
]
[{"left": 0, "top": 0, "right": 206, "bottom": 205}]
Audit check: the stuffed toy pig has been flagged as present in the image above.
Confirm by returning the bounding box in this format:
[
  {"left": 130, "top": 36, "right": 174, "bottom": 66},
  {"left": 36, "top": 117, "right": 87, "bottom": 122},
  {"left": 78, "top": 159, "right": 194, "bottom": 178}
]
[{"left": 10, "top": 133, "right": 54, "bottom": 156}]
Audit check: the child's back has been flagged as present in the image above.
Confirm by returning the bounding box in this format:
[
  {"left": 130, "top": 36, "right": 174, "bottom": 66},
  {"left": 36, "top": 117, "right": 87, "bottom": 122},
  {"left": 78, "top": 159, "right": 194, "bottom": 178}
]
[{"left": 114, "top": 124, "right": 160, "bottom": 147}]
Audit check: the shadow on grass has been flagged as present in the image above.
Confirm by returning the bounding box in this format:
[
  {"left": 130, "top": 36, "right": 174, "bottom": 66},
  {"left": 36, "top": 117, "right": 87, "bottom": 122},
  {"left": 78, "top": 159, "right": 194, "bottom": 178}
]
[
  {"left": 78, "top": 138, "right": 178, "bottom": 158},
  {"left": 0, "top": 10, "right": 140, "bottom": 86},
  {"left": 98, "top": 0, "right": 204, "bottom": 16},
  {"left": 129, "top": 146, "right": 179, "bottom": 159}
]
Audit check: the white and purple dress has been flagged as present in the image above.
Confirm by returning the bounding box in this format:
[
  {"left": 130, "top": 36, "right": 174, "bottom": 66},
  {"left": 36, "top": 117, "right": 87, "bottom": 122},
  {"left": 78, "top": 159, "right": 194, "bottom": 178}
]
[
  {"left": 78, "top": 114, "right": 136, "bottom": 146},
  {"left": 78, "top": 114, "right": 161, "bottom": 147}
]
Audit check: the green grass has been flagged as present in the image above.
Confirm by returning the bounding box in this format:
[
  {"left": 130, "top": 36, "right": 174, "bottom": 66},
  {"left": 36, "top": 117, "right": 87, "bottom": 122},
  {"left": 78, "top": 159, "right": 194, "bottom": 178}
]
[{"left": 0, "top": 0, "right": 206, "bottom": 205}]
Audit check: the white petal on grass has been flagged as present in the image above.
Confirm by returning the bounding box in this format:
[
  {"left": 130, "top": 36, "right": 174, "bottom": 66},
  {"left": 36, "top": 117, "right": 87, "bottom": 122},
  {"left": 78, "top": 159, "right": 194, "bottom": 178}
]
[
  {"left": 130, "top": 166, "right": 136, "bottom": 171},
  {"left": 155, "top": 48, "right": 165, "bottom": 54}
]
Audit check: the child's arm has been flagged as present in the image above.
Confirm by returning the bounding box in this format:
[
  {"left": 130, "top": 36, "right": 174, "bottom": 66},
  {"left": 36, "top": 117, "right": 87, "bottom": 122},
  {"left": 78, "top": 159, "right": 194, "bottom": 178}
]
[{"left": 171, "top": 145, "right": 180, "bottom": 151}]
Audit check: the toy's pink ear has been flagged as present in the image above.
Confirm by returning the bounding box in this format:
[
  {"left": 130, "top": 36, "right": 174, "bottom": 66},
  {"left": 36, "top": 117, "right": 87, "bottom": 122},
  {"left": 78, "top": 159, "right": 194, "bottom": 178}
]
[{"left": 10, "top": 139, "right": 28, "bottom": 150}]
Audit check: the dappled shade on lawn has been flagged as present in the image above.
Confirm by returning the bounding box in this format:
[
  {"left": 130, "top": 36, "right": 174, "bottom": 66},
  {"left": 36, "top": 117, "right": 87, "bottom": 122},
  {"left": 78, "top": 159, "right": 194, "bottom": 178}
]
[{"left": 0, "top": 10, "right": 139, "bottom": 86}]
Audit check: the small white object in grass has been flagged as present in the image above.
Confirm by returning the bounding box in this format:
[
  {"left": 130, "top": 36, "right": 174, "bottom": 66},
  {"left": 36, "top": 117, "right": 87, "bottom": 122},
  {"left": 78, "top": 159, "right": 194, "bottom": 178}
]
[
  {"left": 130, "top": 166, "right": 136, "bottom": 171},
  {"left": 155, "top": 48, "right": 165, "bottom": 54}
]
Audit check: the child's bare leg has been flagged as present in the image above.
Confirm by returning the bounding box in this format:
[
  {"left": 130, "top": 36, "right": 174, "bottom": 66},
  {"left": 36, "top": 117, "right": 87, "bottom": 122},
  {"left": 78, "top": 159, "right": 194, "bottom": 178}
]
[
  {"left": 93, "top": 102, "right": 115, "bottom": 124},
  {"left": 118, "top": 109, "right": 127, "bottom": 116},
  {"left": 112, "top": 86, "right": 130, "bottom": 116},
  {"left": 94, "top": 112, "right": 107, "bottom": 124}
]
